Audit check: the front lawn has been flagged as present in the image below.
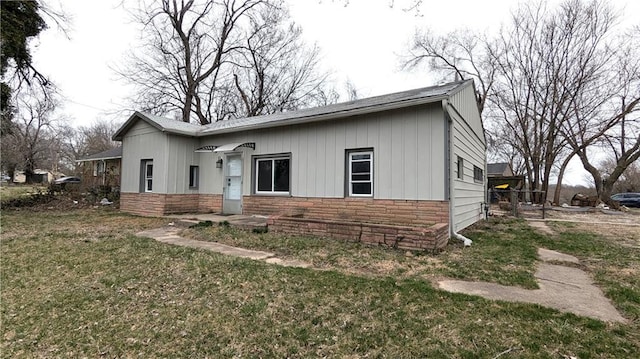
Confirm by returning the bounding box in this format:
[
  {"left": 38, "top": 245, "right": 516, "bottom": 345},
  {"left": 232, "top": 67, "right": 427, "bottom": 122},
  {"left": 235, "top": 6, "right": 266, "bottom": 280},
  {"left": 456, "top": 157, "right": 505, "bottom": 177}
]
[{"left": 1, "top": 209, "right": 638, "bottom": 358}]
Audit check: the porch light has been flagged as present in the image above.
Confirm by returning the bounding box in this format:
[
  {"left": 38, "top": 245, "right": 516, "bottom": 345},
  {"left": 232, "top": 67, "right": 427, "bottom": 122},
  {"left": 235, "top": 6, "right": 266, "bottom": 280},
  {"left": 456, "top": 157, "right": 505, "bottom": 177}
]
[{"left": 216, "top": 157, "right": 223, "bottom": 168}]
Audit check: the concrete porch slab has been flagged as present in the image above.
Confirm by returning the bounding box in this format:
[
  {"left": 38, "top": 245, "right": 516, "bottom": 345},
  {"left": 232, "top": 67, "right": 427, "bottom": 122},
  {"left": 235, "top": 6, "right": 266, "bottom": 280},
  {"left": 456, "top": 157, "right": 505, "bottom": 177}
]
[{"left": 165, "top": 213, "right": 269, "bottom": 230}]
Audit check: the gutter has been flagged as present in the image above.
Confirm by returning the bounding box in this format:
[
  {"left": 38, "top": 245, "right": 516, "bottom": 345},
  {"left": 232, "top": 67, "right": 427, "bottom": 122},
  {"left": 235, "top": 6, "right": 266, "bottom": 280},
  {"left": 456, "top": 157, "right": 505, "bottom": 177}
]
[{"left": 443, "top": 98, "right": 472, "bottom": 247}]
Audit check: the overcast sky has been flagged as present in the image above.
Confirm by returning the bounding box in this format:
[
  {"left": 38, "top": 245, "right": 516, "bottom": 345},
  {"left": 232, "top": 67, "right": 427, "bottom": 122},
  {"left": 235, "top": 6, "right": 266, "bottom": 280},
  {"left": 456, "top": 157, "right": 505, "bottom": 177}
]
[{"left": 30, "top": 0, "right": 639, "bottom": 185}]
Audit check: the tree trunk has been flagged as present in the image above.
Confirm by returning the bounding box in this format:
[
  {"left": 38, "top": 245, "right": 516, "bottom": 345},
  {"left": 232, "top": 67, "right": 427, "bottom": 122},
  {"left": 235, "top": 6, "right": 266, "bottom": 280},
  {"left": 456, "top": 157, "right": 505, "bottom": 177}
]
[{"left": 553, "top": 152, "right": 575, "bottom": 205}]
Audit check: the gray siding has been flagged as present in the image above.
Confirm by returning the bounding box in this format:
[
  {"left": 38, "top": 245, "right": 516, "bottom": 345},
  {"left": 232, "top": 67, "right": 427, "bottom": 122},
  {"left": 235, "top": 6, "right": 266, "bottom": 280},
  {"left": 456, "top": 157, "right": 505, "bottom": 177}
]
[
  {"left": 192, "top": 104, "right": 447, "bottom": 200},
  {"left": 165, "top": 135, "right": 200, "bottom": 194},
  {"left": 449, "top": 85, "right": 486, "bottom": 231},
  {"left": 121, "top": 121, "right": 168, "bottom": 193}
]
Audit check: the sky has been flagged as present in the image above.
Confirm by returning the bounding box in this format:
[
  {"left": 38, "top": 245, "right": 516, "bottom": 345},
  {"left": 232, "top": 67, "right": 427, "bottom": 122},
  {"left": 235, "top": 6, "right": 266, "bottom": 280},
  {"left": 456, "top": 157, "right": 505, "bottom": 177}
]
[{"left": 30, "top": 0, "right": 639, "bottom": 185}]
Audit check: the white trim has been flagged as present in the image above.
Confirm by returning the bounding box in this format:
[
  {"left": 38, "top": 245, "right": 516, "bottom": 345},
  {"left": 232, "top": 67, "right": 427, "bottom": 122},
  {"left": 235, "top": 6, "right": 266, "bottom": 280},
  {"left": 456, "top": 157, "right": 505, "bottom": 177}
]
[
  {"left": 255, "top": 156, "right": 290, "bottom": 195},
  {"left": 348, "top": 151, "right": 374, "bottom": 197},
  {"left": 144, "top": 161, "right": 153, "bottom": 192},
  {"left": 214, "top": 142, "right": 255, "bottom": 152}
]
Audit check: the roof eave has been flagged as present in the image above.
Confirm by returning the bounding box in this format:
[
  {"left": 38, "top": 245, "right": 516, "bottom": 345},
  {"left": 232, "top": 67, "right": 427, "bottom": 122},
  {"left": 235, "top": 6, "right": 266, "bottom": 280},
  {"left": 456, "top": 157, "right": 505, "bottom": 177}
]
[
  {"left": 113, "top": 111, "right": 162, "bottom": 141},
  {"left": 76, "top": 155, "right": 122, "bottom": 163}
]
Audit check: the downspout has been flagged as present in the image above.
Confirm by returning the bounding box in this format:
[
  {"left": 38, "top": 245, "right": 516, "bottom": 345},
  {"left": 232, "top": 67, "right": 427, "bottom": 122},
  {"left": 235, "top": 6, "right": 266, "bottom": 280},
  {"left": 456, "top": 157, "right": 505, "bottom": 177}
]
[{"left": 443, "top": 99, "right": 472, "bottom": 247}]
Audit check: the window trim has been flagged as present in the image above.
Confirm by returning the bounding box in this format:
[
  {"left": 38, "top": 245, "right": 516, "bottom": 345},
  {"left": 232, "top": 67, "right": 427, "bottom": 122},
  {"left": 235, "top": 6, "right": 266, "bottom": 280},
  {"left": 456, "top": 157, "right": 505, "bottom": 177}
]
[
  {"left": 347, "top": 149, "right": 374, "bottom": 197},
  {"left": 142, "top": 159, "right": 153, "bottom": 193},
  {"left": 253, "top": 154, "right": 291, "bottom": 195},
  {"left": 457, "top": 156, "right": 464, "bottom": 180},
  {"left": 473, "top": 165, "right": 483, "bottom": 183},
  {"left": 189, "top": 165, "right": 199, "bottom": 189}
]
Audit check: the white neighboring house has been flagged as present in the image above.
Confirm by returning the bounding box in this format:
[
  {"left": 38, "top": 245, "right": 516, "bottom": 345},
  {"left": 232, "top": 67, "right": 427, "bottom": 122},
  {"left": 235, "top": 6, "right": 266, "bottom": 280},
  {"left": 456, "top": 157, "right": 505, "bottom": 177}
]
[{"left": 113, "top": 80, "right": 486, "bottom": 248}]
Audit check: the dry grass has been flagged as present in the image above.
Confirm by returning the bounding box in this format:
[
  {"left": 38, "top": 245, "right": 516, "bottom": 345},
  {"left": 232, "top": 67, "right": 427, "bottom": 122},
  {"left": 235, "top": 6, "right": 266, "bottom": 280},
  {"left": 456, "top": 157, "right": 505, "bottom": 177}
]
[{"left": 2, "top": 208, "right": 639, "bottom": 358}]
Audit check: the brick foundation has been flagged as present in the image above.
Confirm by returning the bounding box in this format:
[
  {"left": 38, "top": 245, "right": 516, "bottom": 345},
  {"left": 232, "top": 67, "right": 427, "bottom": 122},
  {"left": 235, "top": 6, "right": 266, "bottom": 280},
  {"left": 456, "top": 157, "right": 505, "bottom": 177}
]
[
  {"left": 244, "top": 196, "right": 449, "bottom": 227},
  {"left": 268, "top": 216, "right": 449, "bottom": 251},
  {"left": 120, "top": 192, "right": 222, "bottom": 216},
  {"left": 120, "top": 193, "right": 451, "bottom": 250}
]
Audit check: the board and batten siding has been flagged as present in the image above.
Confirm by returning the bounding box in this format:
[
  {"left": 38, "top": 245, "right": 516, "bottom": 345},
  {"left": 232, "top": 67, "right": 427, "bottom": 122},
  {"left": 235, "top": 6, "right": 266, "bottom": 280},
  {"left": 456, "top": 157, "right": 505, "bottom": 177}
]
[
  {"left": 120, "top": 121, "right": 168, "bottom": 193},
  {"left": 165, "top": 135, "right": 200, "bottom": 194},
  {"left": 449, "top": 84, "right": 487, "bottom": 232},
  {"left": 193, "top": 103, "right": 448, "bottom": 201}
]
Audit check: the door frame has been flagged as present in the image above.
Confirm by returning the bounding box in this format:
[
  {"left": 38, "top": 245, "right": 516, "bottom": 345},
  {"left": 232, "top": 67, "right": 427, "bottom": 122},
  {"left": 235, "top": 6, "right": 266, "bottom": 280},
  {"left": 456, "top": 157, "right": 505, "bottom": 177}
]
[{"left": 222, "top": 152, "right": 243, "bottom": 214}]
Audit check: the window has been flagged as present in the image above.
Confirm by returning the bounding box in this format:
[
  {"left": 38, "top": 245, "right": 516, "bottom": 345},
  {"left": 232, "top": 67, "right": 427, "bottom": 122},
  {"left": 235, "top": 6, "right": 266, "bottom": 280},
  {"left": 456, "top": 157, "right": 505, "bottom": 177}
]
[
  {"left": 189, "top": 165, "right": 199, "bottom": 189},
  {"left": 473, "top": 165, "right": 483, "bottom": 182},
  {"left": 255, "top": 156, "right": 290, "bottom": 194},
  {"left": 141, "top": 159, "right": 153, "bottom": 192},
  {"left": 348, "top": 150, "right": 373, "bottom": 197},
  {"left": 457, "top": 156, "right": 464, "bottom": 179},
  {"left": 93, "top": 161, "right": 105, "bottom": 177}
]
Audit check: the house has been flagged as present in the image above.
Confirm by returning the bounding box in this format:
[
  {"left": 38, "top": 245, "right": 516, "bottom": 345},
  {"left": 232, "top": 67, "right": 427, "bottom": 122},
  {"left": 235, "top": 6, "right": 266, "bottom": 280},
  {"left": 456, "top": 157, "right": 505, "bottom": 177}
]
[
  {"left": 487, "top": 162, "right": 513, "bottom": 177},
  {"left": 113, "top": 80, "right": 486, "bottom": 250},
  {"left": 76, "top": 147, "right": 122, "bottom": 188},
  {"left": 12, "top": 169, "right": 59, "bottom": 184},
  {"left": 487, "top": 162, "right": 525, "bottom": 203}
]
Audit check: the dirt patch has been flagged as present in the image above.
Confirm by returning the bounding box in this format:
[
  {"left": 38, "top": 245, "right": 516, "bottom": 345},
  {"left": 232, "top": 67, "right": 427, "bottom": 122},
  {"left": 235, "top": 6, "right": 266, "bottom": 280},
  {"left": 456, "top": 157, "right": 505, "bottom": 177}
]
[
  {"left": 545, "top": 206, "right": 640, "bottom": 223},
  {"left": 528, "top": 221, "right": 554, "bottom": 235},
  {"left": 570, "top": 222, "right": 640, "bottom": 248}
]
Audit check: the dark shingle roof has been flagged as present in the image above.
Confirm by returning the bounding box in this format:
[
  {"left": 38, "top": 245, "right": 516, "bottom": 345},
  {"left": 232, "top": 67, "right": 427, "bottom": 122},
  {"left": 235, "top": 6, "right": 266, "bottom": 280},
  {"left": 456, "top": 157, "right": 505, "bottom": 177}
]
[
  {"left": 77, "top": 147, "right": 122, "bottom": 162},
  {"left": 113, "top": 80, "right": 473, "bottom": 140},
  {"left": 487, "top": 162, "right": 509, "bottom": 176}
]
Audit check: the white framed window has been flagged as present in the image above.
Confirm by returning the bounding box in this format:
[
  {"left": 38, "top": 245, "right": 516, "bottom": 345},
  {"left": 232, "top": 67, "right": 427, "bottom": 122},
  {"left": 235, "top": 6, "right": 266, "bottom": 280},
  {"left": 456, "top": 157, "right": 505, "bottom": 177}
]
[
  {"left": 348, "top": 150, "right": 373, "bottom": 197},
  {"left": 255, "top": 156, "right": 290, "bottom": 194},
  {"left": 189, "top": 165, "right": 199, "bottom": 189},
  {"left": 141, "top": 159, "right": 153, "bottom": 192}
]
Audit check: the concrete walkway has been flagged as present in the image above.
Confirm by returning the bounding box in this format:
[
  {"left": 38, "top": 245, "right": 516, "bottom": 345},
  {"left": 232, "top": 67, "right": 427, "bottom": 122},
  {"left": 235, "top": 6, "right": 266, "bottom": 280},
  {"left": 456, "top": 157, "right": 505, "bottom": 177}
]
[
  {"left": 137, "top": 225, "right": 310, "bottom": 268},
  {"left": 139, "top": 220, "right": 626, "bottom": 323},
  {"left": 438, "top": 248, "right": 627, "bottom": 323}
]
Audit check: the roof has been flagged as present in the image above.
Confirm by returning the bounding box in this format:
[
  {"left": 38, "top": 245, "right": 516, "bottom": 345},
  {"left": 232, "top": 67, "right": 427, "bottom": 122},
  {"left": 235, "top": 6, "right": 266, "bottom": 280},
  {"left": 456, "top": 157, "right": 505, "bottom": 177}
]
[
  {"left": 487, "top": 162, "right": 511, "bottom": 176},
  {"left": 112, "top": 112, "right": 205, "bottom": 141},
  {"left": 77, "top": 147, "right": 123, "bottom": 162},
  {"left": 113, "top": 80, "right": 473, "bottom": 140}
]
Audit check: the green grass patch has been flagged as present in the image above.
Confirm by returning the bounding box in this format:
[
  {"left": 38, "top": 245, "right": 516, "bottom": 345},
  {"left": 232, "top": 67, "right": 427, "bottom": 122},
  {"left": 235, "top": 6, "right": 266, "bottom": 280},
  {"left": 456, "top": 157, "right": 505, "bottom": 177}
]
[{"left": 2, "top": 210, "right": 639, "bottom": 357}]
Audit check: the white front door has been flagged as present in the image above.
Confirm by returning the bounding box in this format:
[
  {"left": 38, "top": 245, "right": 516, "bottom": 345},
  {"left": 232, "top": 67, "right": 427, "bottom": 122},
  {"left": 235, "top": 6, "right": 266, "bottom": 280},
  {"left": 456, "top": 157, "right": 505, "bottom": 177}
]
[{"left": 223, "top": 154, "right": 242, "bottom": 214}]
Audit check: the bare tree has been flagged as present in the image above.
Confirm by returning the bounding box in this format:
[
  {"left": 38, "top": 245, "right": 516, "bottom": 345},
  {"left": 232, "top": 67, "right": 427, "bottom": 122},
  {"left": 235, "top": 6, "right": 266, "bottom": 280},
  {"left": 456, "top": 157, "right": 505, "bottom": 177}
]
[
  {"left": 230, "top": 7, "right": 332, "bottom": 117},
  {"left": 56, "top": 120, "right": 122, "bottom": 175},
  {"left": 404, "top": 28, "right": 496, "bottom": 114},
  {"left": 404, "top": 0, "right": 635, "bottom": 204},
  {"left": 602, "top": 157, "right": 640, "bottom": 193},
  {"left": 118, "top": 0, "right": 269, "bottom": 124},
  {"left": 0, "top": 87, "right": 63, "bottom": 183},
  {"left": 118, "top": 0, "right": 334, "bottom": 124},
  {"left": 561, "top": 59, "right": 640, "bottom": 202}
]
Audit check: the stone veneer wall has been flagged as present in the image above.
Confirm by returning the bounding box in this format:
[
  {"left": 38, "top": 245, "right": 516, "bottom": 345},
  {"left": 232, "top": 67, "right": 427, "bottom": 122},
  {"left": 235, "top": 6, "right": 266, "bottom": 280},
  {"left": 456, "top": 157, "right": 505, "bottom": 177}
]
[
  {"left": 120, "top": 193, "right": 222, "bottom": 216},
  {"left": 244, "top": 196, "right": 449, "bottom": 227}
]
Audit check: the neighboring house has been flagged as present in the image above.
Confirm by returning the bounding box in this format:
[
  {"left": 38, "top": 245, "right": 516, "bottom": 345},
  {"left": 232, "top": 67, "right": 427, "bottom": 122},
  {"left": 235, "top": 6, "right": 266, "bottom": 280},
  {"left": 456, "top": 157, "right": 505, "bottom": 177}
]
[
  {"left": 487, "top": 162, "right": 513, "bottom": 177},
  {"left": 487, "top": 162, "right": 524, "bottom": 190},
  {"left": 113, "top": 80, "right": 486, "bottom": 249},
  {"left": 487, "top": 162, "right": 525, "bottom": 203},
  {"left": 12, "top": 169, "right": 59, "bottom": 184},
  {"left": 76, "top": 147, "right": 122, "bottom": 188}
]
